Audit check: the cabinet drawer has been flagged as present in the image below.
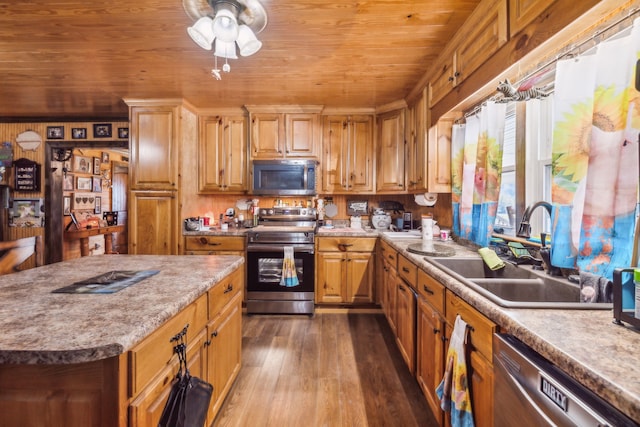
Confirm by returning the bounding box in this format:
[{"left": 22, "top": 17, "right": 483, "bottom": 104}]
[
  {"left": 129, "top": 293, "right": 208, "bottom": 396},
  {"left": 417, "top": 269, "right": 445, "bottom": 313},
  {"left": 398, "top": 255, "right": 417, "bottom": 286},
  {"left": 317, "top": 237, "right": 376, "bottom": 252},
  {"left": 185, "top": 236, "right": 246, "bottom": 252},
  {"left": 208, "top": 267, "right": 244, "bottom": 319},
  {"left": 379, "top": 240, "right": 397, "bottom": 269},
  {"left": 445, "top": 291, "right": 496, "bottom": 360}
]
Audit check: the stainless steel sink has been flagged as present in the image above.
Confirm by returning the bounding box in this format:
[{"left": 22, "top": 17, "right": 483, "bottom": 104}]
[{"left": 426, "top": 257, "right": 612, "bottom": 309}]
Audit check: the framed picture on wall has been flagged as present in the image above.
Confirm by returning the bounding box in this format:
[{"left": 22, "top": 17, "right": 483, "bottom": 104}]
[
  {"left": 92, "top": 176, "right": 102, "bottom": 193},
  {"left": 118, "top": 127, "right": 129, "bottom": 139},
  {"left": 94, "top": 196, "right": 102, "bottom": 214},
  {"left": 63, "top": 174, "right": 74, "bottom": 191},
  {"left": 73, "top": 156, "right": 92, "bottom": 174},
  {"left": 101, "top": 151, "right": 110, "bottom": 163},
  {"left": 93, "top": 157, "right": 101, "bottom": 175},
  {"left": 76, "top": 177, "right": 92, "bottom": 191},
  {"left": 93, "top": 123, "right": 112, "bottom": 138},
  {"left": 63, "top": 196, "right": 71, "bottom": 216},
  {"left": 71, "top": 128, "right": 86, "bottom": 139},
  {"left": 46, "top": 126, "right": 64, "bottom": 140}
]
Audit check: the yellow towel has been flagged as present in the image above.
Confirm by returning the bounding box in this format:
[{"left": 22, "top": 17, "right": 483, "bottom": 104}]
[{"left": 478, "top": 247, "right": 505, "bottom": 271}]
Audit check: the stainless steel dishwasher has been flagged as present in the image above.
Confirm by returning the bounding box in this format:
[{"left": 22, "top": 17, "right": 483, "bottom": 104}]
[{"left": 493, "top": 333, "right": 638, "bottom": 426}]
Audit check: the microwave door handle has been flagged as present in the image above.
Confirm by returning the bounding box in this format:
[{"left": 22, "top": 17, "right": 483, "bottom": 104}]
[{"left": 303, "top": 164, "right": 308, "bottom": 190}]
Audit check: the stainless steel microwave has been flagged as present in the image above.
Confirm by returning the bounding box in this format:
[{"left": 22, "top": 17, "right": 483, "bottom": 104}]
[{"left": 251, "top": 159, "right": 317, "bottom": 196}]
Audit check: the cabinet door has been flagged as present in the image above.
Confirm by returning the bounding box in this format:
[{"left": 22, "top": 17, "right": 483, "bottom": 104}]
[
  {"left": 395, "top": 281, "right": 416, "bottom": 373},
  {"left": 130, "top": 105, "right": 178, "bottom": 190},
  {"left": 285, "top": 113, "right": 319, "bottom": 158},
  {"left": 429, "top": 53, "right": 456, "bottom": 108},
  {"left": 416, "top": 297, "right": 445, "bottom": 426},
  {"left": 346, "top": 252, "right": 375, "bottom": 304},
  {"left": 454, "top": 0, "right": 507, "bottom": 85},
  {"left": 469, "top": 350, "right": 494, "bottom": 427},
  {"left": 321, "top": 115, "right": 348, "bottom": 192},
  {"left": 129, "top": 191, "right": 178, "bottom": 254},
  {"left": 427, "top": 116, "right": 452, "bottom": 193},
  {"left": 250, "top": 113, "right": 282, "bottom": 158},
  {"left": 347, "top": 115, "right": 374, "bottom": 192},
  {"left": 224, "top": 116, "right": 248, "bottom": 191},
  {"left": 407, "top": 89, "right": 427, "bottom": 192},
  {"left": 207, "top": 292, "right": 242, "bottom": 422},
  {"left": 376, "top": 109, "right": 406, "bottom": 193},
  {"left": 198, "top": 116, "right": 225, "bottom": 192},
  {"left": 509, "top": 0, "right": 555, "bottom": 37},
  {"left": 129, "top": 328, "right": 206, "bottom": 427},
  {"left": 385, "top": 261, "right": 398, "bottom": 335},
  {"left": 316, "top": 252, "right": 346, "bottom": 303}
]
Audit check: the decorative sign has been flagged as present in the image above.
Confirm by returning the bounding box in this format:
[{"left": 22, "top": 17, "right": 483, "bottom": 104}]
[
  {"left": 13, "top": 158, "right": 41, "bottom": 192},
  {"left": 347, "top": 200, "right": 368, "bottom": 215}
]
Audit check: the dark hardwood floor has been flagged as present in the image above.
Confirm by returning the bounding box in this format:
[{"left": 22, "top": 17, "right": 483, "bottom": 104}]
[{"left": 213, "top": 312, "right": 438, "bottom": 427}]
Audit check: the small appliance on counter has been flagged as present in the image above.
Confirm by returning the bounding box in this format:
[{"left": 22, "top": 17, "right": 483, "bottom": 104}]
[{"left": 371, "top": 208, "right": 391, "bottom": 230}]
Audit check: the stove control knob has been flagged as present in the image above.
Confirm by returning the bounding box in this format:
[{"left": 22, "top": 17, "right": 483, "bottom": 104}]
[
  {"left": 300, "top": 208, "right": 308, "bottom": 216},
  {"left": 268, "top": 209, "right": 274, "bottom": 215},
  {"left": 260, "top": 209, "right": 267, "bottom": 216}
]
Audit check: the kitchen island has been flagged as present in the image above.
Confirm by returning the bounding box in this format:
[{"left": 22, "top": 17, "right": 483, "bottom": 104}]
[{"left": 0, "top": 254, "right": 244, "bottom": 426}]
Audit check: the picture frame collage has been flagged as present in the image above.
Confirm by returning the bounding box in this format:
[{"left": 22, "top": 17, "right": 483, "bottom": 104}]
[
  {"left": 62, "top": 153, "right": 108, "bottom": 215},
  {"left": 46, "top": 124, "right": 129, "bottom": 140}
]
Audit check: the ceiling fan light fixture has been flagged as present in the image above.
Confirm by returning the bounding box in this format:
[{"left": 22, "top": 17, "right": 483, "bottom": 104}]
[
  {"left": 214, "top": 39, "right": 238, "bottom": 59},
  {"left": 212, "top": 7, "right": 239, "bottom": 42},
  {"left": 187, "top": 16, "right": 215, "bottom": 50},
  {"left": 236, "top": 24, "right": 262, "bottom": 56}
]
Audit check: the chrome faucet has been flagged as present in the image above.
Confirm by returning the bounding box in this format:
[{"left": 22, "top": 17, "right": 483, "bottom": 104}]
[{"left": 516, "top": 201, "right": 552, "bottom": 239}]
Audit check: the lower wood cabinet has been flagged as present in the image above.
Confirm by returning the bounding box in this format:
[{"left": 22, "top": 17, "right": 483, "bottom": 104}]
[
  {"left": 396, "top": 254, "right": 418, "bottom": 373},
  {"left": 129, "top": 266, "right": 244, "bottom": 427},
  {"left": 129, "top": 190, "right": 179, "bottom": 255},
  {"left": 315, "top": 237, "right": 376, "bottom": 305}
]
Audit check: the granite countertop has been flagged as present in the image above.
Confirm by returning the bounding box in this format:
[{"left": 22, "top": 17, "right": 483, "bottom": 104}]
[
  {"left": 380, "top": 234, "right": 640, "bottom": 422},
  {"left": 0, "top": 255, "right": 244, "bottom": 365},
  {"left": 183, "top": 228, "right": 249, "bottom": 236}
]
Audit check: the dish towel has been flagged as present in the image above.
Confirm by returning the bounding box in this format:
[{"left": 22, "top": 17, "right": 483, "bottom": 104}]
[
  {"left": 478, "top": 247, "right": 505, "bottom": 271},
  {"left": 436, "top": 314, "right": 475, "bottom": 427},
  {"left": 280, "top": 246, "right": 299, "bottom": 287},
  {"left": 579, "top": 271, "right": 612, "bottom": 303}
]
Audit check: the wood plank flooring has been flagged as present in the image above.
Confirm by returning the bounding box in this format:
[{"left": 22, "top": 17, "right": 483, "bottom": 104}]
[{"left": 213, "top": 312, "right": 438, "bottom": 427}]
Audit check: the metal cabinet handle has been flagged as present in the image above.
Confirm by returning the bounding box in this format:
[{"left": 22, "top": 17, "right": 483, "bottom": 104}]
[
  {"left": 423, "top": 284, "right": 434, "bottom": 295},
  {"left": 224, "top": 284, "right": 233, "bottom": 294},
  {"left": 211, "top": 331, "right": 218, "bottom": 338},
  {"left": 402, "top": 267, "right": 410, "bottom": 273}
]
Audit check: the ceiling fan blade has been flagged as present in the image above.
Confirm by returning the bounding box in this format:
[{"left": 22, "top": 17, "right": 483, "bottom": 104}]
[{"left": 182, "top": 0, "right": 211, "bottom": 21}]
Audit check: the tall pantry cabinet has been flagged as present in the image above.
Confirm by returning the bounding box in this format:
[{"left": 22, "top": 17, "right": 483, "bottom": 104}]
[{"left": 126, "top": 99, "right": 196, "bottom": 255}]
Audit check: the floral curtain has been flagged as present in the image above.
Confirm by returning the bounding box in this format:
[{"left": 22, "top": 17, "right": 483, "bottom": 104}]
[
  {"left": 550, "top": 18, "right": 640, "bottom": 279},
  {"left": 452, "top": 101, "right": 507, "bottom": 247}
]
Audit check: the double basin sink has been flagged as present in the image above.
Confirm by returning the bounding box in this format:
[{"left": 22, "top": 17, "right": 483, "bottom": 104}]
[{"left": 425, "top": 257, "right": 612, "bottom": 309}]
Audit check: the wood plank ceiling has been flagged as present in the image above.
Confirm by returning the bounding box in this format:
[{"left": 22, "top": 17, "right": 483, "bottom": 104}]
[{"left": 0, "top": 0, "right": 481, "bottom": 119}]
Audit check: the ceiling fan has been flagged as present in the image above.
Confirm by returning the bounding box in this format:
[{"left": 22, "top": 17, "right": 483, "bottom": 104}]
[{"left": 182, "top": 0, "right": 268, "bottom": 77}]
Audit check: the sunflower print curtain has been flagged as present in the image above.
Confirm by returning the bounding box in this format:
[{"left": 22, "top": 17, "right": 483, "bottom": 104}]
[
  {"left": 453, "top": 101, "right": 507, "bottom": 247},
  {"left": 550, "top": 18, "right": 640, "bottom": 281}
]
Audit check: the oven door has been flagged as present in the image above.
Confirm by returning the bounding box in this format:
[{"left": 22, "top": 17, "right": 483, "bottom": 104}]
[{"left": 246, "top": 244, "right": 315, "bottom": 305}]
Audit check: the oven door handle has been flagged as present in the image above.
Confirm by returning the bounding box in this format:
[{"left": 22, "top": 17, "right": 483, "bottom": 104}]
[{"left": 247, "top": 245, "right": 314, "bottom": 254}]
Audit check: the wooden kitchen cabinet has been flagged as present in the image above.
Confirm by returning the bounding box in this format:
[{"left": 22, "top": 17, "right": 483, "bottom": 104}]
[
  {"left": 427, "top": 115, "right": 453, "bottom": 193},
  {"left": 396, "top": 254, "right": 418, "bottom": 373},
  {"left": 416, "top": 269, "right": 446, "bottom": 426},
  {"left": 429, "top": 0, "right": 508, "bottom": 107},
  {"left": 378, "top": 240, "right": 398, "bottom": 335},
  {"left": 315, "top": 237, "right": 376, "bottom": 305},
  {"left": 198, "top": 113, "right": 248, "bottom": 193},
  {"left": 247, "top": 106, "right": 322, "bottom": 159},
  {"left": 508, "top": 0, "right": 555, "bottom": 37},
  {"left": 129, "top": 191, "right": 178, "bottom": 255},
  {"left": 445, "top": 290, "right": 497, "bottom": 427},
  {"left": 321, "top": 114, "right": 374, "bottom": 193},
  {"left": 406, "top": 87, "right": 428, "bottom": 192},
  {"left": 184, "top": 235, "right": 246, "bottom": 256},
  {"left": 376, "top": 108, "right": 406, "bottom": 193}
]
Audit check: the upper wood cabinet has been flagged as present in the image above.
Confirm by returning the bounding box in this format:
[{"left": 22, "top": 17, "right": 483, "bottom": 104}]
[
  {"left": 322, "top": 114, "right": 374, "bottom": 194},
  {"left": 406, "top": 88, "right": 428, "bottom": 192},
  {"left": 427, "top": 116, "right": 453, "bottom": 193},
  {"left": 198, "top": 114, "right": 248, "bottom": 193},
  {"left": 246, "top": 106, "right": 322, "bottom": 159},
  {"left": 508, "top": 0, "right": 555, "bottom": 37},
  {"left": 429, "top": 0, "right": 508, "bottom": 107},
  {"left": 129, "top": 102, "right": 182, "bottom": 191},
  {"left": 376, "top": 108, "right": 406, "bottom": 193}
]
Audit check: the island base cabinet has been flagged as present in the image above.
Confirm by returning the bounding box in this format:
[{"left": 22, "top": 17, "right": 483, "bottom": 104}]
[
  {"left": 0, "top": 356, "right": 124, "bottom": 427},
  {"left": 416, "top": 297, "right": 445, "bottom": 426}
]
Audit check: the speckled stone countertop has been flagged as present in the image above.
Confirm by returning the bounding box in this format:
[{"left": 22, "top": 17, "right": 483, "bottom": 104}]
[
  {"left": 0, "top": 255, "right": 244, "bottom": 365},
  {"left": 183, "top": 228, "right": 249, "bottom": 236},
  {"left": 379, "top": 234, "right": 640, "bottom": 422}
]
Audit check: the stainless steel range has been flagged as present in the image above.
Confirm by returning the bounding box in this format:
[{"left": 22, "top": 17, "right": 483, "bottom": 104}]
[{"left": 246, "top": 207, "right": 316, "bottom": 315}]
